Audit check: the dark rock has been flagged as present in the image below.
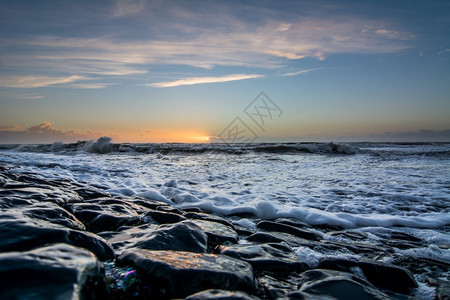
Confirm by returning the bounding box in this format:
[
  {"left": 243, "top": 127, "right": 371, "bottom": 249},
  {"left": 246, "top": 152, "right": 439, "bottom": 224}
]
[
  {"left": 185, "top": 289, "right": 260, "bottom": 300},
  {"left": 0, "top": 243, "right": 106, "bottom": 299},
  {"left": 131, "top": 220, "right": 208, "bottom": 253},
  {"left": 274, "top": 218, "right": 312, "bottom": 229},
  {"left": 69, "top": 199, "right": 144, "bottom": 232},
  {"left": 146, "top": 209, "right": 187, "bottom": 224},
  {"left": 185, "top": 212, "right": 235, "bottom": 228},
  {"left": 192, "top": 219, "right": 239, "bottom": 248},
  {"left": 118, "top": 249, "right": 255, "bottom": 299},
  {"left": 257, "top": 221, "right": 320, "bottom": 241},
  {"left": 74, "top": 187, "right": 111, "bottom": 199},
  {"left": 295, "top": 269, "right": 391, "bottom": 300},
  {"left": 155, "top": 205, "right": 184, "bottom": 215},
  {"left": 435, "top": 280, "right": 450, "bottom": 300},
  {"left": 328, "top": 230, "right": 368, "bottom": 240},
  {"left": 321, "top": 240, "right": 393, "bottom": 256},
  {"left": 259, "top": 274, "right": 298, "bottom": 300},
  {"left": 0, "top": 185, "right": 81, "bottom": 205},
  {"left": 247, "top": 232, "right": 315, "bottom": 248},
  {"left": 21, "top": 202, "right": 86, "bottom": 231},
  {"left": 318, "top": 258, "right": 418, "bottom": 295},
  {"left": 218, "top": 243, "right": 308, "bottom": 274},
  {"left": 0, "top": 212, "right": 115, "bottom": 260}
]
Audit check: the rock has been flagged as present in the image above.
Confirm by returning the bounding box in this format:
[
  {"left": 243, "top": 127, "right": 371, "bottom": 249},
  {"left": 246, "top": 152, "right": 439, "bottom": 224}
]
[
  {"left": 118, "top": 249, "right": 255, "bottom": 299},
  {"left": 146, "top": 209, "right": 187, "bottom": 224},
  {"left": 321, "top": 240, "right": 393, "bottom": 256},
  {"left": 328, "top": 230, "right": 368, "bottom": 240},
  {"left": 74, "top": 187, "right": 111, "bottom": 199},
  {"left": 0, "top": 185, "right": 81, "bottom": 205},
  {"left": 192, "top": 219, "right": 239, "bottom": 248},
  {"left": 294, "top": 269, "right": 391, "bottom": 300},
  {"left": 259, "top": 274, "right": 298, "bottom": 299},
  {"left": 185, "top": 212, "right": 235, "bottom": 228},
  {"left": 274, "top": 218, "right": 312, "bottom": 229},
  {"left": 0, "top": 243, "right": 106, "bottom": 299},
  {"left": 132, "top": 220, "right": 208, "bottom": 253},
  {"left": 21, "top": 202, "right": 86, "bottom": 231},
  {"left": 69, "top": 199, "right": 145, "bottom": 232},
  {"left": 185, "top": 289, "right": 260, "bottom": 300},
  {"left": 257, "top": 221, "right": 320, "bottom": 241},
  {"left": 218, "top": 243, "right": 308, "bottom": 274},
  {"left": 246, "top": 232, "right": 315, "bottom": 248},
  {"left": 0, "top": 212, "right": 115, "bottom": 260},
  {"left": 318, "top": 258, "right": 418, "bottom": 295},
  {"left": 435, "top": 280, "right": 450, "bottom": 300}
]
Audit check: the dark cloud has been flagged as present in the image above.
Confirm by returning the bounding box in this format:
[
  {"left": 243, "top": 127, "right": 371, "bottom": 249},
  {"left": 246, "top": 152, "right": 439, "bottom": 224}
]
[{"left": 0, "top": 122, "right": 98, "bottom": 144}]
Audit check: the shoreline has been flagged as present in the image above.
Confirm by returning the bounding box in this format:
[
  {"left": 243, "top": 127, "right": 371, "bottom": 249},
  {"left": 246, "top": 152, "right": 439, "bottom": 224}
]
[{"left": 0, "top": 164, "right": 448, "bottom": 299}]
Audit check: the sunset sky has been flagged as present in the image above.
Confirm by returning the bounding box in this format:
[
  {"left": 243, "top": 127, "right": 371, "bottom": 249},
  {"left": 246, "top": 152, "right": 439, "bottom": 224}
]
[{"left": 0, "top": 0, "right": 449, "bottom": 143}]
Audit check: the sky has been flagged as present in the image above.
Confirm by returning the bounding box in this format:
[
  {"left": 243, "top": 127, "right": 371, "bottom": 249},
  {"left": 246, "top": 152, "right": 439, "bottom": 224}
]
[{"left": 0, "top": 0, "right": 449, "bottom": 143}]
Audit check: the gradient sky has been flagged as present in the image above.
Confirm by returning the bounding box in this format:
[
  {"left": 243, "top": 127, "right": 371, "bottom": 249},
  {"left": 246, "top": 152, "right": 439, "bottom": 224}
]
[{"left": 0, "top": 0, "right": 449, "bottom": 143}]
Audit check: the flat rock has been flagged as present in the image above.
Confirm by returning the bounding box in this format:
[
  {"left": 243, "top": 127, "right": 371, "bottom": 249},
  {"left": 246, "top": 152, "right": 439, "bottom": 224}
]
[
  {"left": 257, "top": 221, "right": 320, "bottom": 241},
  {"left": 0, "top": 185, "right": 81, "bottom": 205},
  {"left": 118, "top": 249, "right": 255, "bottom": 299},
  {"left": 218, "top": 243, "right": 308, "bottom": 274},
  {"left": 69, "top": 199, "right": 146, "bottom": 232},
  {"left": 132, "top": 220, "right": 208, "bottom": 253},
  {"left": 295, "top": 269, "right": 391, "bottom": 300},
  {"left": 318, "top": 258, "right": 418, "bottom": 295},
  {"left": 185, "top": 289, "right": 260, "bottom": 300},
  {"left": 146, "top": 209, "right": 187, "bottom": 224},
  {"left": 0, "top": 243, "right": 106, "bottom": 300},
  {"left": 185, "top": 212, "right": 235, "bottom": 228},
  {"left": 246, "top": 232, "right": 315, "bottom": 248},
  {"left": 0, "top": 212, "right": 115, "bottom": 260},
  {"left": 192, "top": 219, "right": 239, "bottom": 248}
]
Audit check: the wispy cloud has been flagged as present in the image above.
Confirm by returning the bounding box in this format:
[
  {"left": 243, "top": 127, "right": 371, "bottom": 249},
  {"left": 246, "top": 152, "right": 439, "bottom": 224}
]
[
  {"left": 148, "top": 74, "right": 265, "bottom": 88},
  {"left": 0, "top": 75, "right": 86, "bottom": 88},
  {"left": 282, "top": 69, "right": 320, "bottom": 77},
  {"left": 0, "top": 2, "right": 416, "bottom": 89}
]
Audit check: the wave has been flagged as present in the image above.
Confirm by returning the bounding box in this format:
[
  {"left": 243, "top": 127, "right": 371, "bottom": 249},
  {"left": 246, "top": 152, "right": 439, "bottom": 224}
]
[{"left": 1, "top": 137, "right": 449, "bottom": 157}]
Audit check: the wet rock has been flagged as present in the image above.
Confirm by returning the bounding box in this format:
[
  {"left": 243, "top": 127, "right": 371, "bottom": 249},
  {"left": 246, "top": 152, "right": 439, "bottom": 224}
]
[
  {"left": 146, "top": 209, "right": 187, "bottom": 224},
  {"left": 0, "top": 212, "right": 115, "bottom": 260},
  {"left": 192, "top": 219, "right": 239, "bottom": 248},
  {"left": 0, "top": 185, "right": 81, "bottom": 205},
  {"left": 257, "top": 221, "right": 320, "bottom": 241},
  {"left": 21, "top": 202, "right": 86, "bottom": 231},
  {"left": 294, "top": 269, "right": 391, "bottom": 300},
  {"left": 185, "top": 212, "right": 235, "bottom": 228},
  {"left": 69, "top": 199, "right": 145, "bottom": 232},
  {"left": 185, "top": 289, "right": 260, "bottom": 300},
  {"left": 318, "top": 258, "right": 418, "bottom": 294},
  {"left": 74, "top": 187, "right": 111, "bottom": 199},
  {"left": 328, "top": 230, "right": 368, "bottom": 240},
  {"left": 131, "top": 220, "right": 208, "bottom": 253},
  {"left": 118, "top": 249, "right": 255, "bottom": 299},
  {"left": 0, "top": 243, "right": 106, "bottom": 300},
  {"left": 259, "top": 274, "right": 301, "bottom": 299},
  {"left": 218, "top": 243, "right": 308, "bottom": 274},
  {"left": 321, "top": 240, "right": 393, "bottom": 256},
  {"left": 155, "top": 205, "right": 184, "bottom": 215},
  {"left": 435, "top": 279, "right": 450, "bottom": 300},
  {"left": 246, "top": 232, "right": 315, "bottom": 248},
  {"left": 274, "top": 218, "right": 312, "bottom": 229}
]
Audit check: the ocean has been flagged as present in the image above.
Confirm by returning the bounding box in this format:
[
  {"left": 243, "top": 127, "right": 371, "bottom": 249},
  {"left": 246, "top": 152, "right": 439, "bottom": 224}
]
[{"left": 0, "top": 140, "right": 449, "bottom": 298}]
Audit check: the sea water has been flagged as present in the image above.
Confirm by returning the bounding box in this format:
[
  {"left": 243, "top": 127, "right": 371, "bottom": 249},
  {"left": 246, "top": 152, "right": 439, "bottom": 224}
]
[{"left": 1, "top": 141, "right": 449, "bottom": 266}]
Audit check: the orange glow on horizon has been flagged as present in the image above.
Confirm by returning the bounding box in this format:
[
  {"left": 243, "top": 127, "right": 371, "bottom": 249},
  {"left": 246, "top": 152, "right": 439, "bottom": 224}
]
[{"left": 104, "top": 129, "right": 211, "bottom": 144}]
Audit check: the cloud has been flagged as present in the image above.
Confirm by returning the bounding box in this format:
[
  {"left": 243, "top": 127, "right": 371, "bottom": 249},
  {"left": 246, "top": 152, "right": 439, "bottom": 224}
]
[
  {"left": 0, "top": 75, "right": 86, "bottom": 88},
  {"left": 0, "top": 2, "right": 415, "bottom": 88},
  {"left": 0, "top": 122, "right": 99, "bottom": 144},
  {"left": 282, "top": 69, "right": 320, "bottom": 77},
  {"left": 148, "top": 74, "right": 265, "bottom": 88}
]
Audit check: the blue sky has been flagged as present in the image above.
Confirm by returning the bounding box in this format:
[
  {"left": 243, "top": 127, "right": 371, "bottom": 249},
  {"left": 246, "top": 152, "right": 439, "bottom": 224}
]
[{"left": 0, "top": 0, "right": 449, "bottom": 143}]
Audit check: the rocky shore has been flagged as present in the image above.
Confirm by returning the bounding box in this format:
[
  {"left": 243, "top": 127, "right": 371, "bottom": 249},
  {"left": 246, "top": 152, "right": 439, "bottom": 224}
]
[{"left": 0, "top": 164, "right": 448, "bottom": 299}]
